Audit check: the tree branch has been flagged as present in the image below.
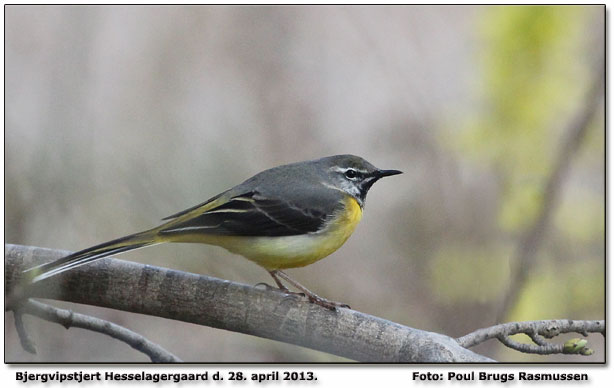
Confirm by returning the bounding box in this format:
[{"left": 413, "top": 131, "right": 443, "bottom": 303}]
[
  {"left": 5, "top": 243, "right": 493, "bottom": 362},
  {"left": 457, "top": 319, "right": 604, "bottom": 356},
  {"left": 14, "top": 299, "right": 182, "bottom": 362},
  {"left": 13, "top": 308, "right": 37, "bottom": 354}
]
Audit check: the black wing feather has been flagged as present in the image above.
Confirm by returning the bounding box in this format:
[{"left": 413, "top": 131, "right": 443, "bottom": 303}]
[{"left": 159, "top": 191, "right": 329, "bottom": 237}]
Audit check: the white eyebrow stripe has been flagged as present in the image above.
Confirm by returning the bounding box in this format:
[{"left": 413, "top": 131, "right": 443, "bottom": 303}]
[{"left": 330, "top": 166, "right": 369, "bottom": 174}]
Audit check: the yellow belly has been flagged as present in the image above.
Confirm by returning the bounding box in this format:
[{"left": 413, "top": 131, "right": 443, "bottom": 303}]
[{"left": 170, "top": 197, "right": 363, "bottom": 270}]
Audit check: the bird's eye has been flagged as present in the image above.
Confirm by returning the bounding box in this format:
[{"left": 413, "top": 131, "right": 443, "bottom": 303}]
[{"left": 344, "top": 169, "right": 358, "bottom": 179}]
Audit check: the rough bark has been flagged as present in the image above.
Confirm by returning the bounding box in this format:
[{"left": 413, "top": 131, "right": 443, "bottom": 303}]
[{"left": 5, "top": 243, "right": 493, "bottom": 362}]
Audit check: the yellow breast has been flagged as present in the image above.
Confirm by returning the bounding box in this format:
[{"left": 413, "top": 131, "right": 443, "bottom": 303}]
[{"left": 196, "top": 196, "right": 363, "bottom": 270}]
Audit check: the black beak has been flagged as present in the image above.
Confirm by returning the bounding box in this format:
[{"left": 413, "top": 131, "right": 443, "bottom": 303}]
[
  {"left": 359, "top": 168, "right": 403, "bottom": 203},
  {"left": 375, "top": 169, "right": 403, "bottom": 178}
]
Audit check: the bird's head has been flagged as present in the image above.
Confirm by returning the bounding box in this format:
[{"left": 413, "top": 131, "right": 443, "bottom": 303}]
[{"left": 321, "top": 154, "right": 402, "bottom": 207}]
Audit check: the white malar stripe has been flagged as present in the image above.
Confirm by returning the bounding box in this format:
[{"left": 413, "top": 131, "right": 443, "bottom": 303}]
[
  {"left": 320, "top": 181, "right": 346, "bottom": 194},
  {"left": 320, "top": 180, "right": 361, "bottom": 201}
]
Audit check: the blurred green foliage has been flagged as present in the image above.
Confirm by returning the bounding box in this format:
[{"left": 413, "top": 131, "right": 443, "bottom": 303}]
[
  {"left": 510, "top": 258, "right": 604, "bottom": 320},
  {"left": 554, "top": 190, "right": 604, "bottom": 245},
  {"left": 459, "top": 6, "right": 593, "bottom": 232},
  {"left": 435, "top": 5, "right": 603, "bottom": 345},
  {"left": 429, "top": 244, "right": 512, "bottom": 304}
]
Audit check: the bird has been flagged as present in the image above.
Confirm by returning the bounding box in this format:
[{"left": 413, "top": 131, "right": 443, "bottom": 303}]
[{"left": 24, "top": 154, "right": 402, "bottom": 310}]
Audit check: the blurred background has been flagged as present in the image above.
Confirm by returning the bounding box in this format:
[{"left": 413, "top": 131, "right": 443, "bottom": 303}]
[{"left": 5, "top": 5, "right": 604, "bottom": 362}]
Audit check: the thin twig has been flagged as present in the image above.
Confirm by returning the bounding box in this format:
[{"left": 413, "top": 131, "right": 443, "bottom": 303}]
[
  {"left": 457, "top": 319, "right": 604, "bottom": 356},
  {"left": 18, "top": 299, "right": 182, "bottom": 362},
  {"left": 496, "top": 334, "right": 563, "bottom": 355},
  {"left": 13, "top": 308, "right": 37, "bottom": 354},
  {"left": 526, "top": 331, "right": 549, "bottom": 347}
]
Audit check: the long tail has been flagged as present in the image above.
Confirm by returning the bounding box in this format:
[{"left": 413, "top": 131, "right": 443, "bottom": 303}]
[{"left": 24, "top": 230, "right": 160, "bottom": 283}]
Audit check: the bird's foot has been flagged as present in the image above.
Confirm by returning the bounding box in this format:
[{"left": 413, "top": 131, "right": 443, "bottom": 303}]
[
  {"left": 306, "top": 294, "right": 350, "bottom": 311},
  {"left": 267, "top": 270, "right": 350, "bottom": 311}
]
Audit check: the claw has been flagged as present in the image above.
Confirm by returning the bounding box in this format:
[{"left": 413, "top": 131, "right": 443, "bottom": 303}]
[
  {"left": 307, "top": 295, "right": 351, "bottom": 311},
  {"left": 267, "top": 269, "right": 350, "bottom": 311}
]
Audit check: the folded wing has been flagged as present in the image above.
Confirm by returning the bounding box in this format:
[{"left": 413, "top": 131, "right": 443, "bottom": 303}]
[{"left": 159, "top": 191, "right": 329, "bottom": 237}]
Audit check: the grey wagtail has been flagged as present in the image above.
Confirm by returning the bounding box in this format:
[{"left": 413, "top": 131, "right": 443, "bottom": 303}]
[{"left": 25, "top": 154, "right": 402, "bottom": 309}]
